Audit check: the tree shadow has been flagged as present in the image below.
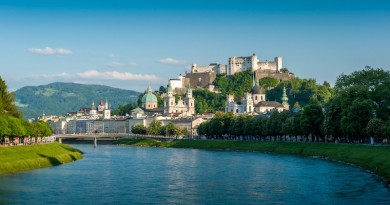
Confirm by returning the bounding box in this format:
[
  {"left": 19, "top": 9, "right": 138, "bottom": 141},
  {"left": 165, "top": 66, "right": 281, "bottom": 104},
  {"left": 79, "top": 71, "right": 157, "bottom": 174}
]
[
  {"left": 37, "top": 154, "right": 62, "bottom": 166},
  {"left": 59, "top": 144, "right": 84, "bottom": 154}
]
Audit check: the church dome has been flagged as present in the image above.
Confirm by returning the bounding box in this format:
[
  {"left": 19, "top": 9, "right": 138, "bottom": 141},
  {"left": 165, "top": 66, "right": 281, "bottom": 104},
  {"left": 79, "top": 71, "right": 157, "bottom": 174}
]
[
  {"left": 252, "top": 85, "right": 265, "bottom": 94},
  {"left": 142, "top": 93, "right": 158, "bottom": 103}
]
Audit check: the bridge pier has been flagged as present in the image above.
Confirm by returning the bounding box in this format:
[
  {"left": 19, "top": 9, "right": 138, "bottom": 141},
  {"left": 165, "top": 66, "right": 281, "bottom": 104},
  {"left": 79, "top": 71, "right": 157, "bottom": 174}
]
[
  {"left": 58, "top": 138, "right": 62, "bottom": 144},
  {"left": 94, "top": 137, "right": 97, "bottom": 148}
]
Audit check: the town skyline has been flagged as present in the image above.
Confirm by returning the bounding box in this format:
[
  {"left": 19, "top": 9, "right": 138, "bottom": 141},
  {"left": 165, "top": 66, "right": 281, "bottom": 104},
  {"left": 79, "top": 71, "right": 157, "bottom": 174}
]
[{"left": 1, "top": 0, "right": 389, "bottom": 92}]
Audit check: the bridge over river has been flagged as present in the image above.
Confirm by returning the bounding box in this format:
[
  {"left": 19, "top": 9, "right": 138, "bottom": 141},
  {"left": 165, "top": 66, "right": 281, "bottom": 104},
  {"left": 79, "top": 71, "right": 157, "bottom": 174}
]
[{"left": 55, "top": 133, "right": 176, "bottom": 146}]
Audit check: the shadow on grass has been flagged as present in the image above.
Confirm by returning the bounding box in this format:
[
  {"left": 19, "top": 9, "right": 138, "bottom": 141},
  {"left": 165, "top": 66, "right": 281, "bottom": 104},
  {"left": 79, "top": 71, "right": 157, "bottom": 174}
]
[
  {"left": 37, "top": 154, "right": 62, "bottom": 166},
  {"left": 59, "top": 144, "right": 84, "bottom": 154}
]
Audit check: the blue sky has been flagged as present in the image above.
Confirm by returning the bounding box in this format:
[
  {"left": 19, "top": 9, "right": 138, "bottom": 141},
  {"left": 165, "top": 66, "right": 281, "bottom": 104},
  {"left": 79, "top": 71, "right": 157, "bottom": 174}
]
[{"left": 1, "top": 0, "right": 389, "bottom": 92}]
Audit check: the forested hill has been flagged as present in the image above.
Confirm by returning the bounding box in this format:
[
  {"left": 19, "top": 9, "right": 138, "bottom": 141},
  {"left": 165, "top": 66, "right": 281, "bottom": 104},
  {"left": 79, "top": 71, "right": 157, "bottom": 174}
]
[{"left": 15, "top": 82, "right": 140, "bottom": 119}]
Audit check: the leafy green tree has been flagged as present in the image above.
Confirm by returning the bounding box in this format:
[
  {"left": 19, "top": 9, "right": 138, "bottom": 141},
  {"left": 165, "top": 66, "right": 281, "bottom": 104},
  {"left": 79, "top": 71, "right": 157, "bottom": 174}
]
[
  {"left": 163, "top": 123, "right": 176, "bottom": 136},
  {"left": 0, "top": 116, "right": 10, "bottom": 141},
  {"left": 335, "top": 66, "right": 390, "bottom": 121},
  {"left": 366, "top": 118, "right": 384, "bottom": 141},
  {"left": 300, "top": 99, "right": 324, "bottom": 141},
  {"left": 384, "top": 118, "right": 390, "bottom": 138},
  {"left": 111, "top": 103, "right": 137, "bottom": 116},
  {"left": 0, "top": 77, "right": 22, "bottom": 118},
  {"left": 131, "top": 124, "right": 147, "bottom": 134},
  {"left": 213, "top": 71, "right": 252, "bottom": 98},
  {"left": 147, "top": 119, "right": 162, "bottom": 135},
  {"left": 323, "top": 98, "right": 342, "bottom": 139},
  {"left": 280, "top": 68, "right": 289, "bottom": 73},
  {"left": 159, "top": 86, "right": 167, "bottom": 94},
  {"left": 340, "top": 99, "right": 373, "bottom": 142},
  {"left": 259, "top": 77, "right": 279, "bottom": 91},
  {"left": 7, "top": 116, "right": 26, "bottom": 140}
]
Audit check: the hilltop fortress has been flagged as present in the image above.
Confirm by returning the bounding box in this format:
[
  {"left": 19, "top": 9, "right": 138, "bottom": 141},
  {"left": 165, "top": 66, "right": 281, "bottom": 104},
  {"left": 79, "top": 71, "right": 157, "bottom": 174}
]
[{"left": 169, "top": 53, "right": 294, "bottom": 92}]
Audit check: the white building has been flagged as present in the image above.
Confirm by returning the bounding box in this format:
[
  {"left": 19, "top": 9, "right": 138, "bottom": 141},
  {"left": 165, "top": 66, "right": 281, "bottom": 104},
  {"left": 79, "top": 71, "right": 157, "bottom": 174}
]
[
  {"left": 168, "top": 74, "right": 186, "bottom": 90},
  {"left": 227, "top": 53, "right": 282, "bottom": 75},
  {"left": 164, "top": 84, "right": 195, "bottom": 116},
  {"left": 225, "top": 73, "right": 289, "bottom": 114}
]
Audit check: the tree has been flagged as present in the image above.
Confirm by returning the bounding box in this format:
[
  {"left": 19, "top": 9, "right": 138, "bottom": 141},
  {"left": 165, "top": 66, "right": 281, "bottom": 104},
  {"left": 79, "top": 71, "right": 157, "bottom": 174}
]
[
  {"left": 0, "top": 116, "right": 10, "bottom": 141},
  {"left": 147, "top": 120, "right": 162, "bottom": 135},
  {"left": 289, "top": 77, "right": 302, "bottom": 99},
  {"left": 280, "top": 68, "right": 289, "bottom": 73},
  {"left": 259, "top": 77, "right": 279, "bottom": 91},
  {"left": 340, "top": 99, "right": 373, "bottom": 142},
  {"left": 300, "top": 99, "right": 324, "bottom": 141},
  {"left": 132, "top": 124, "right": 147, "bottom": 134},
  {"left": 164, "top": 123, "right": 180, "bottom": 136},
  {"left": 159, "top": 86, "right": 167, "bottom": 94},
  {"left": 335, "top": 66, "right": 390, "bottom": 121},
  {"left": 0, "top": 77, "right": 22, "bottom": 118},
  {"left": 7, "top": 116, "right": 26, "bottom": 140},
  {"left": 366, "top": 118, "right": 384, "bottom": 142}
]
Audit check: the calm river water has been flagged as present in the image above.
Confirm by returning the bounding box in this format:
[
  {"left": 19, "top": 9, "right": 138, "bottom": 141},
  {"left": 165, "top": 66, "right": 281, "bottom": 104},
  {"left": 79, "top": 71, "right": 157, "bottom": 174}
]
[{"left": 0, "top": 144, "right": 389, "bottom": 204}]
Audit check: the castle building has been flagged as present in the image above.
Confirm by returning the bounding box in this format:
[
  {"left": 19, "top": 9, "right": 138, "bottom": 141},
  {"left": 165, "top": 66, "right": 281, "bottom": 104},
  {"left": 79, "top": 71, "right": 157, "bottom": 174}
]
[
  {"left": 191, "top": 63, "right": 226, "bottom": 74},
  {"left": 168, "top": 74, "right": 185, "bottom": 90},
  {"left": 225, "top": 72, "right": 289, "bottom": 114},
  {"left": 227, "top": 53, "right": 282, "bottom": 76},
  {"left": 141, "top": 86, "right": 158, "bottom": 109},
  {"left": 164, "top": 84, "right": 195, "bottom": 116}
]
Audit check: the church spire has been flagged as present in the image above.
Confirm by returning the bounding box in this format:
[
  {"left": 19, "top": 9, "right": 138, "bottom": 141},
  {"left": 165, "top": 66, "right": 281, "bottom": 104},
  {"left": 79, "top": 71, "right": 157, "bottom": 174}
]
[{"left": 281, "top": 85, "right": 289, "bottom": 109}]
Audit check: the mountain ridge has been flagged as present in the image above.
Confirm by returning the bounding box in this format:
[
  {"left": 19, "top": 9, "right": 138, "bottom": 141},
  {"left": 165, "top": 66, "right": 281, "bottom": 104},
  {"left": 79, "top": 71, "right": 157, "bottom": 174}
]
[{"left": 15, "top": 82, "right": 140, "bottom": 119}]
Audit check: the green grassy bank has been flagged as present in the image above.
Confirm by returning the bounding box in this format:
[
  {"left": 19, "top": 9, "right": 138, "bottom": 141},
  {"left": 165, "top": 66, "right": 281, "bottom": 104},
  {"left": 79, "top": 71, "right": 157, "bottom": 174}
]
[
  {"left": 116, "top": 139, "right": 390, "bottom": 181},
  {"left": 0, "top": 142, "right": 83, "bottom": 175}
]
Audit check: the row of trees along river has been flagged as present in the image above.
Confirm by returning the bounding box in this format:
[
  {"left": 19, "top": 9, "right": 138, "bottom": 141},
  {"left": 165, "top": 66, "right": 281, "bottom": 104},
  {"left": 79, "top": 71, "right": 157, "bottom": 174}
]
[
  {"left": 131, "top": 119, "right": 188, "bottom": 136},
  {"left": 0, "top": 77, "right": 53, "bottom": 144},
  {"left": 198, "top": 67, "right": 390, "bottom": 143}
]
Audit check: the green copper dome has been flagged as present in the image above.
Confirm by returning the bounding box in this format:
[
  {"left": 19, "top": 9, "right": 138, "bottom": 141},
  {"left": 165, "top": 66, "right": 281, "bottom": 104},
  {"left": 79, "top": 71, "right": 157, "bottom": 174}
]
[
  {"left": 142, "top": 86, "right": 158, "bottom": 103},
  {"left": 142, "top": 93, "right": 157, "bottom": 103}
]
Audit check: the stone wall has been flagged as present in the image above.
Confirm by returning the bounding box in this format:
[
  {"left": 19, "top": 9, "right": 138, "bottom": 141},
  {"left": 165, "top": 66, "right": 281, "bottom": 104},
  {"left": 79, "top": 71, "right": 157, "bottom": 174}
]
[
  {"left": 255, "top": 70, "right": 295, "bottom": 82},
  {"left": 183, "top": 72, "right": 216, "bottom": 88}
]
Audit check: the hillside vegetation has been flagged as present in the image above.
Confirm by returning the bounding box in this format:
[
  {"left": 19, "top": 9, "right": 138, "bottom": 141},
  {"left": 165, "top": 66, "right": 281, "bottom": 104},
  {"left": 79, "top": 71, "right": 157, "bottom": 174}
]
[{"left": 15, "top": 82, "right": 139, "bottom": 118}]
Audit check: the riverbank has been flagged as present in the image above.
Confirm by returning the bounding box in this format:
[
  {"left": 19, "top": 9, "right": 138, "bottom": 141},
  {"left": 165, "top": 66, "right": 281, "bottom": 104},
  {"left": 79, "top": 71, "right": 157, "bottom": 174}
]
[
  {"left": 116, "top": 139, "right": 390, "bottom": 181},
  {"left": 0, "top": 142, "right": 83, "bottom": 175}
]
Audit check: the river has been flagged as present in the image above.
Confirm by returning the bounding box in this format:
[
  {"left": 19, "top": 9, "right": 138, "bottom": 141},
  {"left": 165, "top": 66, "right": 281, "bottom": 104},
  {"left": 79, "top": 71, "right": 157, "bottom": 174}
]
[{"left": 0, "top": 144, "right": 389, "bottom": 204}]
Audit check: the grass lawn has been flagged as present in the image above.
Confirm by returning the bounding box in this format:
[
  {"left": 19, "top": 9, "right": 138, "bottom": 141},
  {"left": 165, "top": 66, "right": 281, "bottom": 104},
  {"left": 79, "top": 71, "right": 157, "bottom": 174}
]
[{"left": 0, "top": 142, "right": 83, "bottom": 175}]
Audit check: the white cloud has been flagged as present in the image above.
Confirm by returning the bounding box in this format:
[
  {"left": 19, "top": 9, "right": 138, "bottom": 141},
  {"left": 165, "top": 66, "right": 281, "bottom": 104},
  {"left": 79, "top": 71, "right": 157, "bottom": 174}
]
[
  {"left": 77, "top": 70, "right": 158, "bottom": 81},
  {"left": 40, "top": 72, "right": 71, "bottom": 78},
  {"left": 28, "top": 47, "right": 72, "bottom": 55},
  {"left": 159, "top": 58, "right": 186, "bottom": 65},
  {"left": 104, "top": 61, "right": 137, "bottom": 68}
]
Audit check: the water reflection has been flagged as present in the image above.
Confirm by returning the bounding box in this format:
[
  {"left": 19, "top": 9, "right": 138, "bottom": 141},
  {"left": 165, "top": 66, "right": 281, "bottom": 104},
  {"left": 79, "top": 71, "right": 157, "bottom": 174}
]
[{"left": 0, "top": 145, "right": 389, "bottom": 205}]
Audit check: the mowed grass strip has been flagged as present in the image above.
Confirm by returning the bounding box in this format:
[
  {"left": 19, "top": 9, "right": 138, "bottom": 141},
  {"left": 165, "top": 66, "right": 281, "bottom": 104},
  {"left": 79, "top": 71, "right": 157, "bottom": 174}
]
[
  {"left": 116, "top": 139, "right": 390, "bottom": 181},
  {"left": 0, "top": 142, "right": 83, "bottom": 175}
]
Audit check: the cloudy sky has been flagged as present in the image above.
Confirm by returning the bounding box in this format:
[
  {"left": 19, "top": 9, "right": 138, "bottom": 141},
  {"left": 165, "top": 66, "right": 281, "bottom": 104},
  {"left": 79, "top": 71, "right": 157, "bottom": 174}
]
[{"left": 1, "top": 0, "right": 389, "bottom": 92}]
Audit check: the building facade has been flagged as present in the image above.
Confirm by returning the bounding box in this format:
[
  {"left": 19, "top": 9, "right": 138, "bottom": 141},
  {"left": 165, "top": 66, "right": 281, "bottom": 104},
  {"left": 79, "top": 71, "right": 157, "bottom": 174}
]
[
  {"left": 225, "top": 73, "right": 289, "bottom": 114},
  {"left": 227, "top": 53, "right": 282, "bottom": 76},
  {"left": 164, "top": 85, "right": 195, "bottom": 116},
  {"left": 141, "top": 86, "right": 158, "bottom": 109}
]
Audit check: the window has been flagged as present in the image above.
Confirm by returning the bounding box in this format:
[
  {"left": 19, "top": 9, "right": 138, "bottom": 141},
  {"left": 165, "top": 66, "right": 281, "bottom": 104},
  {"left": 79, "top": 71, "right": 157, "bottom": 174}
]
[
  {"left": 255, "top": 96, "right": 258, "bottom": 100},
  {"left": 249, "top": 106, "right": 251, "bottom": 112},
  {"left": 236, "top": 109, "right": 239, "bottom": 113},
  {"left": 261, "top": 96, "right": 263, "bottom": 101}
]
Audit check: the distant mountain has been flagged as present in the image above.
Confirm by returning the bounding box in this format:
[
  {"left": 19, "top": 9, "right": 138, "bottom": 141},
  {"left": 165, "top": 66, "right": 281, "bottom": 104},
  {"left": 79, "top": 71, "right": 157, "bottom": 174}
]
[{"left": 15, "top": 82, "right": 140, "bottom": 119}]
